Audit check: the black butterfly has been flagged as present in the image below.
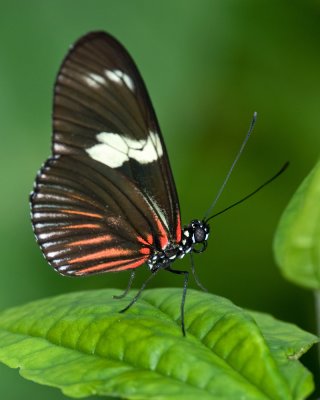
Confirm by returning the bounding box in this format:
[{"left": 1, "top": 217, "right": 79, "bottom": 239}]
[{"left": 30, "top": 32, "right": 287, "bottom": 335}]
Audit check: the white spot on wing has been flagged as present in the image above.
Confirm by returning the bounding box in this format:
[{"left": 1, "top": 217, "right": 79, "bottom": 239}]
[
  {"left": 86, "top": 132, "right": 128, "bottom": 168},
  {"left": 123, "top": 74, "right": 134, "bottom": 91},
  {"left": 85, "top": 131, "right": 163, "bottom": 168},
  {"left": 46, "top": 250, "right": 63, "bottom": 259},
  {"left": 83, "top": 73, "right": 106, "bottom": 88},
  {"left": 105, "top": 70, "right": 121, "bottom": 84},
  {"left": 105, "top": 69, "right": 135, "bottom": 91},
  {"left": 97, "top": 132, "right": 128, "bottom": 153}
]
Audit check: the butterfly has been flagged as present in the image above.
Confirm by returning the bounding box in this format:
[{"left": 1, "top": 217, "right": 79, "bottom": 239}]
[{"left": 30, "top": 31, "right": 287, "bottom": 335}]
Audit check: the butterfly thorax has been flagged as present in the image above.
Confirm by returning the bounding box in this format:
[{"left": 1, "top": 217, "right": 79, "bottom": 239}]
[{"left": 147, "top": 220, "right": 210, "bottom": 271}]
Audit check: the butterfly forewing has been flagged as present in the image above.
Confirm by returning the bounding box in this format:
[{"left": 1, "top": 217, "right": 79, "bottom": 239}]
[{"left": 31, "top": 31, "right": 181, "bottom": 276}]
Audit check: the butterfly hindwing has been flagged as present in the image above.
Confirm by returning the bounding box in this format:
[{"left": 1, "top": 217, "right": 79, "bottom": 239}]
[{"left": 31, "top": 155, "right": 163, "bottom": 275}]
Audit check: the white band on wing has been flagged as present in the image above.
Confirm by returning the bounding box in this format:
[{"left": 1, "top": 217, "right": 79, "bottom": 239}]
[{"left": 86, "top": 131, "right": 163, "bottom": 168}]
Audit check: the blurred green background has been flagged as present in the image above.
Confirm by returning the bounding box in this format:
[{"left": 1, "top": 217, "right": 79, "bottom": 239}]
[{"left": 1, "top": 0, "right": 320, "bottom": 398}]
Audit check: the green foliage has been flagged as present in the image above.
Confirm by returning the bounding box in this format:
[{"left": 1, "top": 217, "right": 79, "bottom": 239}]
[
  {"left": 0, "top": 288, "right": 317, "bottom": 399},
  {"left": 2, "top": 2, "right": 320, "bottom": 397},
  {"left": 274, "top": 159, "right": 320, "bottom": 289}
]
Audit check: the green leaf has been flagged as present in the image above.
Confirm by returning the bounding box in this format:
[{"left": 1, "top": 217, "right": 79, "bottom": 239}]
[
  {"left": 0, "top": 288, "right": 317, "bottom": 399},
  {"left": 274, "top": 159, "right": 320, "bottom": 289},
  {"left": 248, "top": 310, "right": 316, "bottom": 399}
]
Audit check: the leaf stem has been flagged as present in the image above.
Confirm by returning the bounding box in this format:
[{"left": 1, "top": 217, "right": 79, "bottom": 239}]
[{"left": 314, "top": 290, "right": 320, "bottom": 363}]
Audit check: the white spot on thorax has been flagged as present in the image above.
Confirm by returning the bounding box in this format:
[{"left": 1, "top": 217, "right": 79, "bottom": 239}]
[
  {"left": 105, "top": 69, "right": 135, "bottom": 91},
  {"left": 86, "top": 131, "right": 163, "bottom": 168}
]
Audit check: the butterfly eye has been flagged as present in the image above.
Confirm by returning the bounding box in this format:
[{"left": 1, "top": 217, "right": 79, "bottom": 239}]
[{"left": 194, "top": 227, "right": 206, "bottom": 243}]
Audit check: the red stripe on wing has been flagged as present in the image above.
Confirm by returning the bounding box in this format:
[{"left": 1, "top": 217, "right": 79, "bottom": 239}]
[
  {"left": 137, "top": 234, "right": 153, "bottom": 246},
  {"left": 73, "top": 256, "right": 148, "bottom": 275},
  {"left": 139, "top": 247, "right": 151, "bottom": 255},
  {"left": 69, "top": 235, "right": 113, "bottom": 247},
  {"left": 64, "top": 223, "right": 101, "bottom": 230},
  {"left": 112, "top": 257, "right": 149, "bottom": 272},
  {"left": 61, "top": 209, "right": 103, "bottom": 219},
  {"left": 69, "top": 248, "right": 137, "bottom": 264},
  {"left": 175, "top": 213, "right": 182, "bottom": 243},
  {"left": 154, "top": 216, "right": 169, "bottom": 249}
]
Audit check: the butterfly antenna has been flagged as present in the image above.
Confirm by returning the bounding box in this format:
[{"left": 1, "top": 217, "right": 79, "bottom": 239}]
[
  {"left": 205, "top": 161, "right": 289, "bottom": 223},
  {"left": 203, "top": 112, "right": 257, "bottom": 220}
]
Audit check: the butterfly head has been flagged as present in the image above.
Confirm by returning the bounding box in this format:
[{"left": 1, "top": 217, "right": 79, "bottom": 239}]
[{"left": 182, "top": 220, "right": 210, "bottom": 254}]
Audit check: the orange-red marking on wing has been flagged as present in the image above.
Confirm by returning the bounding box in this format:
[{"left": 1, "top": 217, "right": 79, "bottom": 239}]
[
  {"left": 146, "top": 233, "right": 153, "bottom": 245},
  {"left": 74, "top": 256, "right": 147, "bottom": 275},
  {"left": 139, "top": 247, "right": 151, "bottom": 255},
  {"left": 61, "top": 209, "right": 103, "bottom": 219},
  {"left": 137, "top": 234, "right": 153, "bottom": 246},
  {"left": 175, "top": 213, "right": 182, "bottom": 242},
  {"left": 69, "top": 235, "right": 113, "bottom": 247},
  {"left": 65, "top": 224, "right": 101, "bottom": 230},
  {"left": 154, "top": 216, "right": 169, "bottom": 249},
  {"left": 69, "top": 193, "right": 99, "bottom": 207},
  {"left": 112, "top": 257, "right": 148, "bottom": 272},
  {"left": 69, "top": 248, "right": 135, "bottom": 264}
]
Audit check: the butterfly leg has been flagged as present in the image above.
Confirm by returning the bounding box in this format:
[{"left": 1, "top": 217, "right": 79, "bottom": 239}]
[
  {"left": 190, "top": 253, "right": 208, "bottom": 292},
  {"left": 165, "top": 267, "right": 189, "bottom": 336},
  {"left": 119, "top": 269, "right": 160, "bottom": 314},
  {"left": 113, "top": 270, "right": 136, "bottom": 299}
]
